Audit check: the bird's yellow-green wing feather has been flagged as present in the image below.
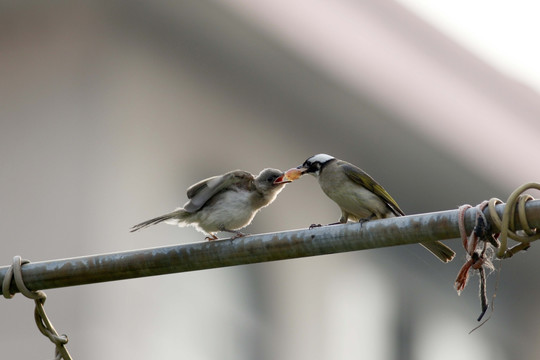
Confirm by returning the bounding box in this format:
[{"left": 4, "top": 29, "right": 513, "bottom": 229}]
[{"left": 340, "top": 162, "right": 405, "bottom": 216}]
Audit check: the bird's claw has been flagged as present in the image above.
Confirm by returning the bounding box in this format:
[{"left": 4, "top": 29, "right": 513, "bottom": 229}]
[
  {"left": 231, "top": 232, "right": 247, "bottom": 239},
  {"left": 309, "top": 223, "right": 322, "bottom": 229},
  {"left": 358, "top": 218, "right": 370, "bottom": 228}
]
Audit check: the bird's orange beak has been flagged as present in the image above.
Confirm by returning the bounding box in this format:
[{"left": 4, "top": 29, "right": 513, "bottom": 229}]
[{"left": 273, "top": 167, "right": 305, "bottom": 184}]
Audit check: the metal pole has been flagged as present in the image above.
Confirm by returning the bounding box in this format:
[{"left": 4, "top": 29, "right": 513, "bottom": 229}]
[{"left": 2, "top": 200, "right": 540, "bottom": 294}]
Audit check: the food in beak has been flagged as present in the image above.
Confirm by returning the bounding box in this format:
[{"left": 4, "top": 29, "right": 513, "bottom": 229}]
[{"left": 273, "top": 168, "right": 304, "bottom": 184}]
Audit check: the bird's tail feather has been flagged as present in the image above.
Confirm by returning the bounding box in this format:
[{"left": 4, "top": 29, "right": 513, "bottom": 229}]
[
  {"left": 130, "top": 209, "right": 188, "bottom": 232},
  {"left": 420, "top": 241, "right": 456, "bottom": 263}
]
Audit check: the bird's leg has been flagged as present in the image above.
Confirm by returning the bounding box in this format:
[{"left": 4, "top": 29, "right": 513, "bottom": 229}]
[
  {"left": 358, "top": 218, "right": 371, "bottom": 227},
  {"left": 230, "top": 232, "right": 246, "bottom": 239},
  {"left": 357, "top": 213, "right": 380, "bottom": 227},
  {"left": 309, "top": 218, "right": 346, "bottom": 229},
  {"left": 219, "top": 226, "right": 247, "bottom": 239},
  {"left": 326, "top": 215, "right": 350, "bottom": 227},
  {"left": 205, "top": 233, "right": 219, "bottom": 241}
]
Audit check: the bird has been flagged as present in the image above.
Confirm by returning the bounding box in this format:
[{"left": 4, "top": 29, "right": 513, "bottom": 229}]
[
  {"left": 275, "top": 154, "right": 455, "bottom": 262},
  {"left": 130, "top": 168, "right": 290, "bottom": 240}
]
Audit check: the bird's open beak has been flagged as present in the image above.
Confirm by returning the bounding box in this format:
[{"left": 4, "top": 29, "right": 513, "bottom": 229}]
[{"left": 273, "top": 167, "right": 306, "bottom": 184}]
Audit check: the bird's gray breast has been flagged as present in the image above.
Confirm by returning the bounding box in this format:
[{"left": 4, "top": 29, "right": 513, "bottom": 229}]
[
  {"left": 194, "top": 187, "right": 257, "bottom": 231},
  {"left": 319, "top": 168, "right": 388, "bottom": 218}
]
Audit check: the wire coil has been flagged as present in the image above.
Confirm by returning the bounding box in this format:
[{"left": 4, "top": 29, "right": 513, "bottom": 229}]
[
  {"left": 2, "top": 256, "right": 72, "bottom": 360},
  {"left": 487, "top": 183, "right": 540, "bottom": 258}
]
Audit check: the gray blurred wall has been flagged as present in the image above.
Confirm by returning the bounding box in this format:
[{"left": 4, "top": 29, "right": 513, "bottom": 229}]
[{"left": 1, "top": 1, "right": 539, "bottom": 359}]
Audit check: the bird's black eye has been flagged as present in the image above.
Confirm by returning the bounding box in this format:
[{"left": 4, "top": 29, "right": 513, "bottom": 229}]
[
  {"left": 268, "top": 175, "right": 277, "bottom": 183},
  {"left": 306, "top": 162, "right": 320, "bottom": 173}
]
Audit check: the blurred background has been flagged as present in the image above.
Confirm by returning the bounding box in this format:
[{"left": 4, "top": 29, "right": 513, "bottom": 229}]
[{"left": 1, "top": 0, "right": 540, "bottom": 359}]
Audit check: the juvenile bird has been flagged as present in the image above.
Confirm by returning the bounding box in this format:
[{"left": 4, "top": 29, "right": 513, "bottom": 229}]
[
  {"left": 276, "top": 154, "right": 455, "bottom": 262},
  {"left": 131, "top": 168, "right": 290, "bottom": 240}
]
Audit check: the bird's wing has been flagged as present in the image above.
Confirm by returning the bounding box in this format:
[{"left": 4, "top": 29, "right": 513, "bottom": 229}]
[
  {"left": 340, "top": 162, "right": 405, "bottom": 216},
  {"left": 183, "top": 170, "right": 253, "bottom": 213}
]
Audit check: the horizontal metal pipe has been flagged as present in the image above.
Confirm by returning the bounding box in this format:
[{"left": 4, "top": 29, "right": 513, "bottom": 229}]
[{"left": 1, "top": 200, "right": 539, "bottom": 294}]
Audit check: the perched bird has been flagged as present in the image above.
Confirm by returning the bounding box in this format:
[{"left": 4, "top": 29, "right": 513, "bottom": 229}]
[
  {"left": 276, "top": 154, "right": 455, "bottom": 262},
  {"left": 131, "top": 168, "right": 290, "bottom": 240}
]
